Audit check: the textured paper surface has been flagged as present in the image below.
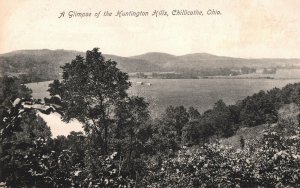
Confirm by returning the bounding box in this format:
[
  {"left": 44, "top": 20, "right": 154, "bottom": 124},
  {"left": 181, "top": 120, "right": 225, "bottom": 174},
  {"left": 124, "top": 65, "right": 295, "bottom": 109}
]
[{"left": 0, "top": 0, "right": 299, "bottom": 58}]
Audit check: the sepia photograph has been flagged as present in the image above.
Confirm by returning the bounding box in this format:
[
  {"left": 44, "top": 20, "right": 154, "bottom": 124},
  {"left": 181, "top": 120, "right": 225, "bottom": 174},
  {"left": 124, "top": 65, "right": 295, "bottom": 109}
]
[{"left": 0, "top": 0, "right": 300, "bottom": 187}]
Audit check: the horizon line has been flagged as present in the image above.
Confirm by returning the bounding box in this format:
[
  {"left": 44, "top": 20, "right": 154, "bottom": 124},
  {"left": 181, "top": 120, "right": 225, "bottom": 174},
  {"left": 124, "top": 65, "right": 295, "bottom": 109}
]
[{"left": 1, "top": 48, "right": 300, "bottom": 60}]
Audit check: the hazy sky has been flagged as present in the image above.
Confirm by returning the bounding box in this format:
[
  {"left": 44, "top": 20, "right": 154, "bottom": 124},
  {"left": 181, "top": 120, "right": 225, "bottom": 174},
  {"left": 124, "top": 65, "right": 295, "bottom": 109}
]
[{"left": 0, "top": 0, "right": 300, "bottom": 58}]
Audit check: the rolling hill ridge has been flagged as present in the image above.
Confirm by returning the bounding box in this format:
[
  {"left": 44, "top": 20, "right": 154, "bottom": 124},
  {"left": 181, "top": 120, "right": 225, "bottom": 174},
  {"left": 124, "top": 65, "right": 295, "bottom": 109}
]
[{"left": 1, "top": 49, "right": 300, "bottom": 81}]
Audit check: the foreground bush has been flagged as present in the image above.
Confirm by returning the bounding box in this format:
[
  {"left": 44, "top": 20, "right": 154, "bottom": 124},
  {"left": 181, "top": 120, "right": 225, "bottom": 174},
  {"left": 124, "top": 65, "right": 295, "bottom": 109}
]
[{"left": 142, "top": 125, "right": 300, "bottom": 187}]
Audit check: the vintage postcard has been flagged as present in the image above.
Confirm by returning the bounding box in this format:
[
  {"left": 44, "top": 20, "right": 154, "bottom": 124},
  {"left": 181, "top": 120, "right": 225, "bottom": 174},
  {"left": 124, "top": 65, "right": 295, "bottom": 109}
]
[{"left": 0, "top": 0, "right": 300, "bottom": 187}]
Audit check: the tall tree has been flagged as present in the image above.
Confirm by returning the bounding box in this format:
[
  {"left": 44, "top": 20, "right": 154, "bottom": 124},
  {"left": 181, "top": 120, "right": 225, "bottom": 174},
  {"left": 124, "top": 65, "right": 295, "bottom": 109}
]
[
  {"left": 0, "top": 76, "right": 32, "bottom": 106},
  {"left": 48, "top": 48, "right": 131, "bottom": 154},
  {"left": 210, "top": 100, "right": 235, "bottom": 137},
  {"left": 163, "top": 105, "right": 189, "bottom": 142},
  {"left": 47, "top": 79, "right": 63, "bottom": 97},
  {"left": 114, "top": 96, "right": 150, "bottom": 177},
  {"left": 0, "top": 111, "right": 52, "bottom": 187},
  {"left": 188, "top": 107, "right": 201, "bottom": 120}
]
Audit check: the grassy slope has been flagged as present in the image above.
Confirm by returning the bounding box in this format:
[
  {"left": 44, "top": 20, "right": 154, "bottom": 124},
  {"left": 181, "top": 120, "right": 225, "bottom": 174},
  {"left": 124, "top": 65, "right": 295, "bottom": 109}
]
[{"left": 220, "top": 103, "right": 300, "bottom": 149}]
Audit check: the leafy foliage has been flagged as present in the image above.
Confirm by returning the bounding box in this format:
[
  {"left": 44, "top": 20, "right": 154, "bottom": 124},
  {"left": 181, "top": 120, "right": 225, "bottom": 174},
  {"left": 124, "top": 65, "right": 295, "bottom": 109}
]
[
  {"left": 0, "top": 109, "right": 52, "bottom": 187},
  {"left": 0, "top": 76, "right": 32, "bottom": 106},
  {"left": 142, "top": 124, "right": 300, "bottom": 187},
  {"left": 48, "top": 48, "right": 132, "bottom": 155}
]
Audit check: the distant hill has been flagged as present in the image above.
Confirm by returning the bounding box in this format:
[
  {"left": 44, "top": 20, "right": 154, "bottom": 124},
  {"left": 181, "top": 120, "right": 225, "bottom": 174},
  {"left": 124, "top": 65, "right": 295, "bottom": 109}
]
[
  {"left": 1, "top": 49, "right": 300, "bottom": 81},
  {"left": 132, "top": 52, "right": 300, "bottom": 70},
  {"left": 0, "top": 50, "right": 162, "bottom": 80}
]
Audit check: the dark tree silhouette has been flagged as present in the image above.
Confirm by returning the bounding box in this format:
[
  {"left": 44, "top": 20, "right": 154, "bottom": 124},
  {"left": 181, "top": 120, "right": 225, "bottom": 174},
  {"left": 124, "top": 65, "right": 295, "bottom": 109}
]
[
  {"left": 164, "top": 105, "right": 189, "bottom": 142},
  {"left": 48, "top": 48, "right": 131, "bottom": 154}
]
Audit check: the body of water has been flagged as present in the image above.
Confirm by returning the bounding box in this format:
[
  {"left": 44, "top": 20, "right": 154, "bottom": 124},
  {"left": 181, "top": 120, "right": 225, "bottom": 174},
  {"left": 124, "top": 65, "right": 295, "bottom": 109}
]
[
  {"left": 27, "top": 78, "right": 300, "bottom": 137},
  {"left": 129, "top": 78, "right": 300, "bottom": 116}
]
